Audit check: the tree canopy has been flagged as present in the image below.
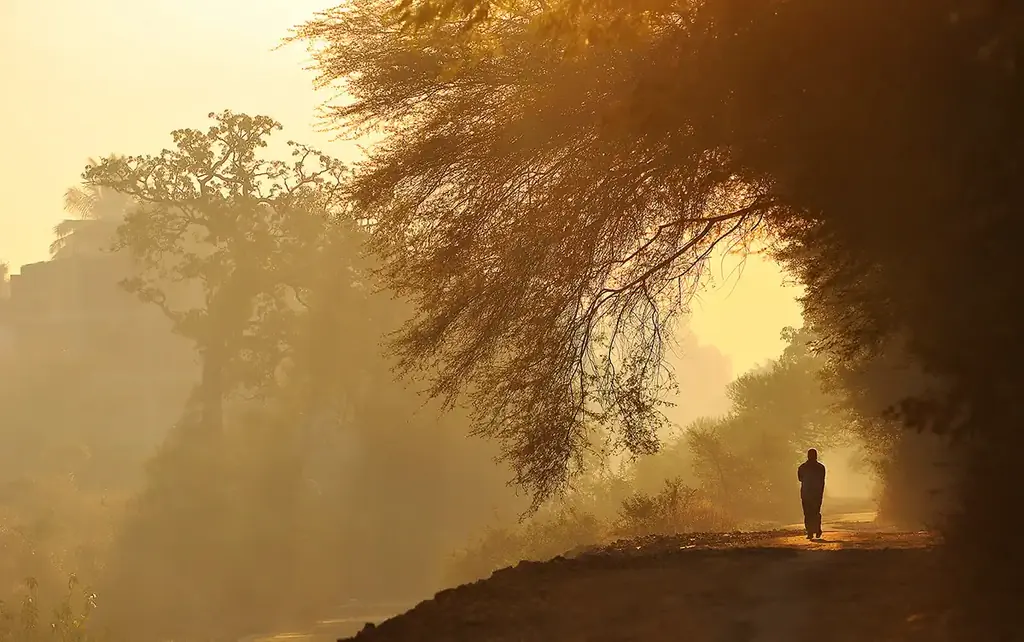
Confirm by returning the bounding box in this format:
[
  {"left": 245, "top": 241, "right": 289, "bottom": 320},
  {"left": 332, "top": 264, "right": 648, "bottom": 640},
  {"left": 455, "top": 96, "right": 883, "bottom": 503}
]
[
  {"left": 82, "top": 111, "right": 349, "bottom": 436},
  {"left": 293, "top": 0, "right": 1024, "bottom": 511},
  {"left": 69, "top": 111, "right": 523, "bottom": 640},
  {"left": 295, "top": 0, "right": 1024, "bottom": 631},
  {"left": 294, "top": 0, "right": 784, "bottom": 503}
]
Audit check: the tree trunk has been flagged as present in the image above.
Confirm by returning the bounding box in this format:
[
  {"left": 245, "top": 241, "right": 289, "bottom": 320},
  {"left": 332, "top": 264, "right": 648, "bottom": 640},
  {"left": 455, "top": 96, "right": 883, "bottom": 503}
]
[
  {"left": 197, "top": 275, "right": 256, "bottom": 439},
  {"left": 200, "top": 341, "right": 226, "bottom": 436}
]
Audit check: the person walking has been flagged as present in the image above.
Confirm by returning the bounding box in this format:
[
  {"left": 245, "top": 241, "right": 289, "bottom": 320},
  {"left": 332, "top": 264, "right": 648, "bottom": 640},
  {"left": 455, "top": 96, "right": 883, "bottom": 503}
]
[{"left": 797, "top": 448, "right": 826, "bottom": 540}]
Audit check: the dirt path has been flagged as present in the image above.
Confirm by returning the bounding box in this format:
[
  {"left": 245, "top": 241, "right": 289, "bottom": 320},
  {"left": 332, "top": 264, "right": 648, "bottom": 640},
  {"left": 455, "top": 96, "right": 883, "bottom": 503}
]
[
  {"left": 722, "top": 513, "right": 939, "bottom": 642},
  {"left": 247, "top": 516, "right": 946, "bottom": 642},
  {"left": 723, "top": 551, "right": 827, "bottom": 642},
  {"left": 720, "top": 523, "right": 932, "bottom": 642}
]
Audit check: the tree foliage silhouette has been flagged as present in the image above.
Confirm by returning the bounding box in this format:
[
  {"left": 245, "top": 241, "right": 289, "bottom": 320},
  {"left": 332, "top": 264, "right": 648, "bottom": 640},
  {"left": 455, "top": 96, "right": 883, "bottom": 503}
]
[
  {"left": 294, "top": 0, "right": 782, "bottom": 504},
  {"left": 295, "top": 3, "right": 1024, "bottom": 631},
  {"left": 82, "top": 111, "right": 348, "bottom": 436},
  {"left": 53, "top": 157, "right": 135, "bottom": 259}
]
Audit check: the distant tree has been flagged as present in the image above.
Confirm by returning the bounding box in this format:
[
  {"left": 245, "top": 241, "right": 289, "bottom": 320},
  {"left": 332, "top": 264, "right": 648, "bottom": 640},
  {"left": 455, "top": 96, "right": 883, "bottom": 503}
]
[
  {"left": 82, "top": 111, "right": 519, "bottom": 640},
  {"left": 95, "top": 196, "right": 520, "bottom": 641},
  {"left": 726, "top": 327, "right": 847, "bottom": 451},
  {"left": 628, "top": 326, "right": 852, "bottom": 523},
  {"left": 53, "top": 157, "right": 135, "bottom": 259},
  {"left": 82, "top": 111, "right": 347, "bottom": 438}
]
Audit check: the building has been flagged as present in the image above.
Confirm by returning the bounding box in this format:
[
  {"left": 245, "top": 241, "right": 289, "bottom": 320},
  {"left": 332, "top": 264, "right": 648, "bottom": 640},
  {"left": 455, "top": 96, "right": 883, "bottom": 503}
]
[
  {"left": 3, "top": 250, "right": 197, "bottom": 484},
  {"left": 7, "top": 249, "right": 196, "bottom": 370},
  {"left": 0, "top": 282, "right": 11, "bottom": 358},
  {"left": 9, "top": 256, "right": 139, "bottom": 351}
]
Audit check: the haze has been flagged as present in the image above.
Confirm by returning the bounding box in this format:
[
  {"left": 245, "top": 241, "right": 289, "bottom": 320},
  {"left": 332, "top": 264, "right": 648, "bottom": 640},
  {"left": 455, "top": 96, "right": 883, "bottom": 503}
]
[
  {"left": 0, "top": 2, "right": 878, "bottom": 640},
  {"left": 0, "top": 0, "right": 796, "bottom": 373}
]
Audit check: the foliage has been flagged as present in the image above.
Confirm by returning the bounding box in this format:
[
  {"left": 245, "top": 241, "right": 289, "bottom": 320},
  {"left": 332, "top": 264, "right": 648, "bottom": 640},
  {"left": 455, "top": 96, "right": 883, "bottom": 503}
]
[
  {"left": 387, "top": 0, "right": 695, "bottom": 54},
  {"left": 628, "top": 426, "right": 697, "bottom": 494},
  {"left": 444, "top": 476, "right": 728, "bottom": 586},
  {"left": 77, "top": 111, "right": 522, "bottom": 641},
  {"left": 0, "top": 474, "right": 119, "bottom": 604},
  {"left": 295, "top": 1, "right": 1024, "bottom": 635},
  {"left": 446, "top": 325, "right": 847, "bottom": 583},
  {"left": 0, "top": 302, "right": 181, "bottom": 607},
  {"left": 626, "top": 326, "right": 854, "bottom": 524},
  {"left": 612, "top": 478, "right": 730, "bottom": 539},
  {"left": 53, "top": 158, "right": 136, "bottom": 259},
  {"left": 0, "top": 189, "right": 194, "bottom": 637},
  {"left": 83, "top": 110, "right": 348, "bottom": 437},
  {"left": 96, "top": 282, "right": 518, "bottom": 640},
  {"left": 0, "top": 577, "right": 100, "bottom": 642},
  {"left": 818, "top": 338, "right": 958, "bottom": 528},
  {"left": 293, "top": 0, "right": 780, "bottom": 505}
]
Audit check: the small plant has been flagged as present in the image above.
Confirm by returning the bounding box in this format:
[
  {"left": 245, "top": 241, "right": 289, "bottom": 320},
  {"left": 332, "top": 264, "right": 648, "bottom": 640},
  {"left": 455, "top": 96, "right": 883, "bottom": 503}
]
[{"left": 0, "top": 576, "right": 100, "bottom": 642}]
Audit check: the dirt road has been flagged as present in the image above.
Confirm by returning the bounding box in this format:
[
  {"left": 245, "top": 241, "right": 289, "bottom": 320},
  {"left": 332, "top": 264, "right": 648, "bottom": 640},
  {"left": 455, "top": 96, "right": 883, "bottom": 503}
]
[{"left": 251, "top": 515, "right": 949, "bottom": 642}]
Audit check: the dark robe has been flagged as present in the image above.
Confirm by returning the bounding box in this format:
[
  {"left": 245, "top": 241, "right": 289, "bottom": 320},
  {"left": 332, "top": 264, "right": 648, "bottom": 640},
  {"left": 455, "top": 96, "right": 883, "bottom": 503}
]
[{"left": 797, "top": 460, "right": 826, "bottom": 536}]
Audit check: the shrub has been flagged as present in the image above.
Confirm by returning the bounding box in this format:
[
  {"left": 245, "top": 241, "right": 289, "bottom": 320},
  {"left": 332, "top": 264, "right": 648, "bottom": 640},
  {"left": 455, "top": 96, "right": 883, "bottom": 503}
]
[
  {"left": 613, "top": 479, "right": 734, "bottom": 539},
  {"left": 444, "top": 479, "right": 735, "bottom": 586}
]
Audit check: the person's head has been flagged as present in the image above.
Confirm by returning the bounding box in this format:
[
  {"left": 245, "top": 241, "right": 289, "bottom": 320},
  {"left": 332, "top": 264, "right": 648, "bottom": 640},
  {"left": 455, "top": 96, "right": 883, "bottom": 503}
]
[{"left": 807, "top": 448, "right": 818, "bottom": 462}]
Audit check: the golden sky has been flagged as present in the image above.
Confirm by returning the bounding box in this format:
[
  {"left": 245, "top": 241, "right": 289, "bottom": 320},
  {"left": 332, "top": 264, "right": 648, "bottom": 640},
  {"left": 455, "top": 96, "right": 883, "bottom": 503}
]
[{"left": 0, "top": 0, "right": 802, "bottom": 374}]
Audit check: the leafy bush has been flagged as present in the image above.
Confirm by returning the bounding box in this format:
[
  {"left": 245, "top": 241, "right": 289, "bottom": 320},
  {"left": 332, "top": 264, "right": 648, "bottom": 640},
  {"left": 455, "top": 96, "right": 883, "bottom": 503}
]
[{"left": 613, "top": 479, "right": 733, "bottom": 539}]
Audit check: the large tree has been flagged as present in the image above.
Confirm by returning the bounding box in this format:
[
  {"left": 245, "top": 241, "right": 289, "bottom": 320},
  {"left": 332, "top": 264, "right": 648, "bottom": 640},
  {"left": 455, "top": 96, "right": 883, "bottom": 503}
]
[
  {"left": 293, "top": 0, "right": 781, "bottom": 504},
  {"left": 292, "top": 0, "right": 1024, "bottom": 474},
  {"left": 295, "top": 2, "right": 1024, "bottom": 633},
  {"left": 81, "top": 111, "right": 520, "bottom": 641},
  {"left": 82, "top": 111, "right": 347, "bottom": 438}
]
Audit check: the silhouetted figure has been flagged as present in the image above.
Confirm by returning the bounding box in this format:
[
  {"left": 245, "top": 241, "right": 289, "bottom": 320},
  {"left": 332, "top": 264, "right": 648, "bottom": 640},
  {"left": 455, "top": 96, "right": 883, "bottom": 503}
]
[{"left": 797, "top": 448, "right": 826, "bottom": 540}]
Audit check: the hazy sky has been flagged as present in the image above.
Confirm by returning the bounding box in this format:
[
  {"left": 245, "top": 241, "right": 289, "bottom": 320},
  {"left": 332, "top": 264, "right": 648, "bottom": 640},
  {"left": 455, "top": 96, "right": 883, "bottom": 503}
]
[{"left": 0, "top": 0, "right": 801, "bottom": 374}]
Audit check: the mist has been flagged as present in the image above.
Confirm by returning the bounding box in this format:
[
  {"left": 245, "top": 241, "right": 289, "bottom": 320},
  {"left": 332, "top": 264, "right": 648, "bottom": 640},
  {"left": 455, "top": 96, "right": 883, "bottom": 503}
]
[
  {"left": 0, "top": 4, "right": 881, "bottom": 640},
  {"left": 1, "top": 209, "right": 872, "bottom": 640},
  {"left": 0, "top": 220, "right": 526, "bottom": 637}
]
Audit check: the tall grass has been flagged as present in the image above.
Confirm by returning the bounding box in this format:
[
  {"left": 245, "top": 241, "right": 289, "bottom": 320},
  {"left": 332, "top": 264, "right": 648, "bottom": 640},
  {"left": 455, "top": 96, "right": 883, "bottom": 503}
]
[{"left": 0, "top": 576, "right": 101, "bottom": 642}]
